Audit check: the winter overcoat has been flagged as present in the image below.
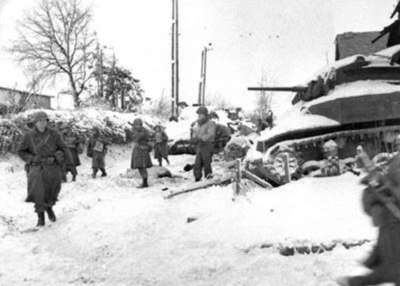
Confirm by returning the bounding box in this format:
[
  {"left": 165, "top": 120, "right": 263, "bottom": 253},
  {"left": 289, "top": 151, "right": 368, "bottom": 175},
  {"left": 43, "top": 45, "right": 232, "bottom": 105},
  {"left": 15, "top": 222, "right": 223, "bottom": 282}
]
[
  {"left": 64, "top": 133, "right": 83, "bottom": 166},
  {"left": 87, "top": 136, "right": 108, "bottom": 169},
  {"left": 154, "top": 131, "right": 169, "bottom": 160},
  {"left": 131, "top": 127, "right": 153, "bottom": 169},
  {"left": 18, "top": 127, "right": 72, "bottom": 213},
  {"left": 191, "top": 119, "right": 216, "bottom": 180}
]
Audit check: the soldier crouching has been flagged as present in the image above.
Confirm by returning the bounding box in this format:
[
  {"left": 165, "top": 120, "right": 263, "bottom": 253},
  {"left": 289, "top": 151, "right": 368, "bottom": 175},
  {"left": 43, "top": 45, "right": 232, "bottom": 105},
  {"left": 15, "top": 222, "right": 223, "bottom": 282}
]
[{"left": 18, "top": 111, "right": 73, "bottom": 227}]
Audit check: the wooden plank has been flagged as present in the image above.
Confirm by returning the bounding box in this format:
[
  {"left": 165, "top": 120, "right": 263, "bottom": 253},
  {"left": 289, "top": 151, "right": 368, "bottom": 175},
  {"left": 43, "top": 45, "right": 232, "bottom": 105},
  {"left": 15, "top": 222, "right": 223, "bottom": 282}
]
[
  {"left": 243, "top": 170, "right": 273, "bottom": 189},
  {"left": 165, "top": 174, "right": 233, "bottom": 199}
]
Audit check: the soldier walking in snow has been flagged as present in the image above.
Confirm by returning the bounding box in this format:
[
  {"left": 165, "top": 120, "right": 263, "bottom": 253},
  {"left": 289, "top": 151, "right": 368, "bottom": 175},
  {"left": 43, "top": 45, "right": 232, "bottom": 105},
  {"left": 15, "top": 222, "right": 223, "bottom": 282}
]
[
  {"left": 154, "top": 125, "right": 170, "bottom": 166},
  {"left": 60, "top": 125, "right": 83, "bottom": 182},
  {"left": 87, "top": 127, "right": 108, "bottom": 178},
  {"left": 191, "top": 107, "right": 216, "bottom": 182},
  {"left": 18, "top": 111, "right": 73, "bottom": 227},
  {"left": 131, "top": 118, "right": 153, "bottom": 188},
  {"left": 339, "top": 151, "right": 400, "bottom": 286}
]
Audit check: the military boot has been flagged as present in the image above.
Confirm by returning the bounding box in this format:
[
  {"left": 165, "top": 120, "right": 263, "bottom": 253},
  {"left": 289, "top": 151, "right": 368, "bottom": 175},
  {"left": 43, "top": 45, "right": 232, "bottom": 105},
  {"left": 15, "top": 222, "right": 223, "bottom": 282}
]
[
  {"left": 46, "top": 207, "right": 56, "bottom": 222},
  {"left": 139, "top": 178, "right": 149, "bottom": 188},
  {"left": 37, "top": 212, "right": 45, "bottom": 227},
  {"left": 100, "top": 168, "right": 107, "bottom": 177}
]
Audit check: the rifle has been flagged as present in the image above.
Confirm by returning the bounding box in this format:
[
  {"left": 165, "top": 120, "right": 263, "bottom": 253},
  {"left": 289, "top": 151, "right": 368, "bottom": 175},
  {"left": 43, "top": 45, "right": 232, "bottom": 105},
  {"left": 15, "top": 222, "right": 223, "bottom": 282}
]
[
  {"left": 358, "top": 151, "right": 400, "bottom": 221},
  {"left": 372, "top": 21, "right": 398, "bottom": 44}
]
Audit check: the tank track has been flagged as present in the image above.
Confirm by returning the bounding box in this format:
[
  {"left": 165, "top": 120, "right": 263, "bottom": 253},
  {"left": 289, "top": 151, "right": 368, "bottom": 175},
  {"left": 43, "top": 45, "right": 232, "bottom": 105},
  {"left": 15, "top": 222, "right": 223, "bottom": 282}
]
[{"left": 264, "top": 125, "right": 400, "bottom": 185}]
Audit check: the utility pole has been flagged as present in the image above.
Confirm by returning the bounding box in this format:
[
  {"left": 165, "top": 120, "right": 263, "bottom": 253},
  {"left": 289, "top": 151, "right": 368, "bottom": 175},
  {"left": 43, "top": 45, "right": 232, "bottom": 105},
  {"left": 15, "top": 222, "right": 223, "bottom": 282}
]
[
  {"left": 198, "top": 44, "right": 212, "bottom": 105},
  {"left": 198, "top": 50, "right": 204, "bottom": 105},
  {"left": 201, "top": 47, "right": 208, "bottom": 105},
  {"left": 171, "top": 0, "right": 175, "bottom": 117},
  {"left": 171, "top": 0, "right": 180, "bottom": 117},
  {"left": 175, "top": 0, "right": 180, "bottom": 115}
]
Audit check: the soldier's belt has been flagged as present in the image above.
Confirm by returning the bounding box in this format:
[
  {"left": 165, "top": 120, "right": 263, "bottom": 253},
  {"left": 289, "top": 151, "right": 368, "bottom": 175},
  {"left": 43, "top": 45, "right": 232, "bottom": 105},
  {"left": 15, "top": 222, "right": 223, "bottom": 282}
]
[{"left": 31, "top": 157, "right": 56, "bottom": 166}]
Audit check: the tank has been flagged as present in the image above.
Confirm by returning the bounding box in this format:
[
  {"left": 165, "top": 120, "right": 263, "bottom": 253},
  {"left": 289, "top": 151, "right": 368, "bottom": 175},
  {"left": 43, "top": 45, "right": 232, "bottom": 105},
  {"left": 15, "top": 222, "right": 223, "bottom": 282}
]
[{"left": 249, "top": 45, "right": 400, "bottom": 185}]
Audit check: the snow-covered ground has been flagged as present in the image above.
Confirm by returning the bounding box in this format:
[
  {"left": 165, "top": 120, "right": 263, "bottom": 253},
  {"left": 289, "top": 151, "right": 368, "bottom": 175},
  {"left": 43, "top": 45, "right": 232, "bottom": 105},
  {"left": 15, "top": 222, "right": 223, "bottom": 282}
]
[{"left": 0, "top": 145, "right": 378, "bottom": 285}]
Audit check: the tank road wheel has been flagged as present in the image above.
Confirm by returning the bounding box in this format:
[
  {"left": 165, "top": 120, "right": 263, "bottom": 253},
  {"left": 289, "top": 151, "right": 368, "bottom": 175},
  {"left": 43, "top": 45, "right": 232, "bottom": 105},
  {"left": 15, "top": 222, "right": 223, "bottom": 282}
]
[{"left": 268, "top": 151, "right": 300, "bottom": 185}]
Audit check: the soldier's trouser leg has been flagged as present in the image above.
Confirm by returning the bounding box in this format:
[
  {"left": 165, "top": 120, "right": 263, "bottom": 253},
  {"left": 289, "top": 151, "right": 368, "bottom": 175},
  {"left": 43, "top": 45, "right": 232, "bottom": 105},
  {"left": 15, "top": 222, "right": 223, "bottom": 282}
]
[
  {"left": 163, "top": 155, "right": 170, "bottom": 165},
  {"left": 28, "top": 167, "right": 46, "bottom": 213},
  {"left": 100, "top": 168, "right": 107, "bottom": 176},
  {"left": 193, "top": 151, "right": 204, "bottom": 181},
  {"left": 138, "top": 168, "right": 148, "bottom": 179},
  {"left": 348, "top": 264, "right": 400, "bottom": 286},
  {"left": 138, "top": 168, "right": 149, "bottom": 187},
  {"left": 70, "top": 166, "right": 78, "bottom": 176},
  {"left": 61, "top": 163, "right": 67, "bottom": 182},
  {"left": 201, "top": 146, "right": 213, "bottom": 179}
]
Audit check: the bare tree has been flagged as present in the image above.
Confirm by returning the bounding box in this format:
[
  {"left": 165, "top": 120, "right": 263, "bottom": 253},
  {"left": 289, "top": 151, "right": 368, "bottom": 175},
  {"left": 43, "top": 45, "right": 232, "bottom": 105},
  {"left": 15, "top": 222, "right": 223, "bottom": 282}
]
[
  {"left": 144, "top": 90, "right": 171, "bottom": 120},
  {"left": 256, "top": 71, "right": 274, "bottom": 119},
  {"left": 206, "top": 92, "right": 231, "bottom": 110},
  {"left": 11, "top": 0, "right": 96, "bottom": 107}
]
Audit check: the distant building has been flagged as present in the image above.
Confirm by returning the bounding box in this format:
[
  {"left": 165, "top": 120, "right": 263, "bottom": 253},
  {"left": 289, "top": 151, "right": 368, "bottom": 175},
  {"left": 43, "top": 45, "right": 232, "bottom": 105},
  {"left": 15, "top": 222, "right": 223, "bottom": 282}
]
[
  {"left": 335, "top": 31, "right": 388, "bottom": 60},
  {"left": 0, "top": 86, "right": 52, "bottom": 114}
]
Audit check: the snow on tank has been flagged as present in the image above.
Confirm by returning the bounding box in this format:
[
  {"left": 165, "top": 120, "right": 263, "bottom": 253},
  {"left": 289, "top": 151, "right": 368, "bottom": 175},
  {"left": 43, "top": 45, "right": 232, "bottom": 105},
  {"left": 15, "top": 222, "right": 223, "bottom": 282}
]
[{"left": 249, "top": 44, "right": 400, "bottom": 185}]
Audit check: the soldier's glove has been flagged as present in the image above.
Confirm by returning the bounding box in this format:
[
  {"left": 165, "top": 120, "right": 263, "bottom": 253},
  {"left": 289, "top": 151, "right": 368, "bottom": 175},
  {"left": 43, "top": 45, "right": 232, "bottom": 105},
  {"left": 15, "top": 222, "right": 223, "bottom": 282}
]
[{"left": 55, "top": 151, "right": 65, "bottom": 165}]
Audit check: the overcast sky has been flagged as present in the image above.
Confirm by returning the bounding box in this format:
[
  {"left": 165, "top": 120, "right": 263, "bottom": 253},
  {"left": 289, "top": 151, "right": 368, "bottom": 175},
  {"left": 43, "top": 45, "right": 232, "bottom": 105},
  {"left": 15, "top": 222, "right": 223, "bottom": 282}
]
[{"left": 0, "top": 0, "right": 396, "bottom": 110}]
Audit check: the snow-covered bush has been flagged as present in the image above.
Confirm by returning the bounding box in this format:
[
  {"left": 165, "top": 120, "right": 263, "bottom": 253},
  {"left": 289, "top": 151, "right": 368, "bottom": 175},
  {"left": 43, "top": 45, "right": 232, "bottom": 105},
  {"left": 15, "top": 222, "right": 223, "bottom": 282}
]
[{"left": 0, "top": 109, "right": 161, "bottom": 154}]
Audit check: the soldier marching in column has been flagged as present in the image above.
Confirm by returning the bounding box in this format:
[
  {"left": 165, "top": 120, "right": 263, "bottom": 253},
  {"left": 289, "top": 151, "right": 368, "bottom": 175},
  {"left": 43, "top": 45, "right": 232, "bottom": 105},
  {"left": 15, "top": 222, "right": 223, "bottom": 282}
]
[{"left": 18, "top": 111, "right": 73, "bottom": 227}]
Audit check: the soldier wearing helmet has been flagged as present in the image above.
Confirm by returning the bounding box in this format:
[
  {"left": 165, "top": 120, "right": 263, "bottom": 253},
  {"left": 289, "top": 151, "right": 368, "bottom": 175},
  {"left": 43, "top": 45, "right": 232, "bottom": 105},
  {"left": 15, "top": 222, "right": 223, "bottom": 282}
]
[
  {"left": 191, "top": 106, "right": 216, "bottom": 182},
  {"left": 87, "top": 126, "right": 109, "bottom": 178},
  {"left": 18, "top": 111, "right": 73, "bottom": 227},
  {"left": 130, "top": 118, "right": 153, "bottom": 187}
]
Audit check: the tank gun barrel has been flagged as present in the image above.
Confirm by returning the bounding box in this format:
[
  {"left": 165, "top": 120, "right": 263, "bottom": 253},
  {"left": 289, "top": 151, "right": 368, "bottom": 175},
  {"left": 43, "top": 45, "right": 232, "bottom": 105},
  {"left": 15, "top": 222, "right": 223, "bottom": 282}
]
[{"left": 248, "top": 86, "right": 307, "bottom": 92}]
